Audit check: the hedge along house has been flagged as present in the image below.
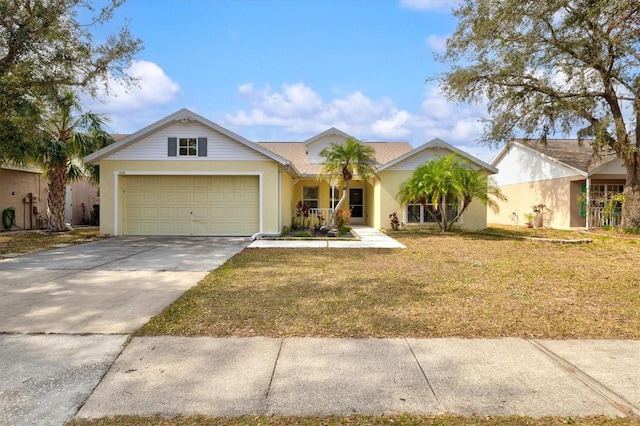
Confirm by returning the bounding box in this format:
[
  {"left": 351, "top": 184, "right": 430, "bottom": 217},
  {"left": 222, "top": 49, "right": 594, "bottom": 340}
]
[
  {"left": 84, "top": 108, "right": 498, "bottom": 237},
  {"left": 488, "top": 139, "right": 627, "bottom": 229}
]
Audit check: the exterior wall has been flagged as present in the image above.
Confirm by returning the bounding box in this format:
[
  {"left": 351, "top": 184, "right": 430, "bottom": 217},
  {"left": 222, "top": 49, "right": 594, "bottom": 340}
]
[
  {"left": 487, "top": 176, "right": 581, "bottom": 229},
  {"left": 280, "top": 172, "right": 293, "bottom": 232},
  {"left": 0, "top": 169, "right": 47, "bottom": 231},
  {"left": 107, "top": 122, "right": 271, "bottom": 161},
  {"left": 375, "top": 170, "right": 410, "bottom": 230},
  {"left": 68, "top": 178, "right": 100, "bottom": 226},
  {"left": 492, "top": 144, "right": 582, "bottom": 186},
  {"left": 376, "top": 160, "right": 489, "bottom": 231},
  {"left": 98, "top": 160, "right": 281, "bottom": 236},
  {"left": 385, "top": 148, "right": 457, "bottom": 171},
  {"left": 306, "top": 134, "right": 347, "bottom": 164}
]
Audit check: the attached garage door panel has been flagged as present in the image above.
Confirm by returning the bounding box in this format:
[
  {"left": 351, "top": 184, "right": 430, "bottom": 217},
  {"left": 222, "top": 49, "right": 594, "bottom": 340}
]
[{"left": 122, "top": 175, "right": 259, "bottom": 236}]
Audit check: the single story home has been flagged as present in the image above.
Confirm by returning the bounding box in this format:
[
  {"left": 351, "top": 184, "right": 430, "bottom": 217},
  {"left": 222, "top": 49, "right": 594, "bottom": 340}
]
[
  {"left": 84, "top": 108, "right": 498, "bottom": 237},
  {"left": 488, "top": 139, "right": 627, "bottom": 229}
]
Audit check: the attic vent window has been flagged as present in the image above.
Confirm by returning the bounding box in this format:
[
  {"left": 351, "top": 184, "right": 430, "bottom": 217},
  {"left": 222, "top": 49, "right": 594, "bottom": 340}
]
[{"left": 179, "top": 138, "right": 197, "bottom": 156}]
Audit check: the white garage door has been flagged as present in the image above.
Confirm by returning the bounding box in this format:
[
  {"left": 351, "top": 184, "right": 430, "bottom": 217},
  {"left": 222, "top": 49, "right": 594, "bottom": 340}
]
[{"left": 122, "top": 175, "right": 259, "bottom": 236}]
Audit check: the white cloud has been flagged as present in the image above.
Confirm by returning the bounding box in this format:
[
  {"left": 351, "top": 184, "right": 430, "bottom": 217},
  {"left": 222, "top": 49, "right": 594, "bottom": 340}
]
[
  {"left": 226, "top": 82, "right": 411, "bottom": 139},
  {"left": 81, "top": 60, "right": 181, "bottom": 131},
  {"left": 426, "top": 34, "right": 448, "bottom": 54},
  {"left": 224, "top": 80, "right": 493, "bottom": 163},
  {"left": 399, "top": 0, "right": 454, "bottom": 12}
]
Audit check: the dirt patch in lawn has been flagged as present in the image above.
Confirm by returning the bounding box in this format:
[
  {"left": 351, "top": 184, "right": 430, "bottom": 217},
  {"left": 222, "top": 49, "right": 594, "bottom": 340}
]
[{"left": 138, "top": 230, "right": 640, "bottom": 339}]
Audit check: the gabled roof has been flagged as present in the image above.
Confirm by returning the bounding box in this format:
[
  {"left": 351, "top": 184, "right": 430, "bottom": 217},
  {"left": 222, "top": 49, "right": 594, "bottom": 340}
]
[
  {"left": 84, "top": 108, "right": 290, "bottom": 166},
  {"left": 491, "top": 139, "right": 620, "bottom": 174},
  {"left": 378, "top": 138, "right": 498, "bottom": 174},
  {"left": 258, "top": 141, "right": 413, "bottom": 176},
  {"left": 302, "top": 127, "right": 356, "bottom": 147}
]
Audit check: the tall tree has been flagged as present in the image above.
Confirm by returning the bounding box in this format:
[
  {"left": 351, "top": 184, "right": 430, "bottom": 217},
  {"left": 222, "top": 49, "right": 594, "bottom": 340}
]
[
  {"left": 396, "top": 154, "right": 506, "bottom": 232},
  {"left": 438, "top": 0, "right": 640, "bottom": 227},
  {"left": 0, "top": 0, "right": 141, "bottom": 163},
  {"left": 35, "top": 90, "right": 113, "bottom": 232},
  {"left": 319, "top": 137, "right": 378, "bottom": 227}
]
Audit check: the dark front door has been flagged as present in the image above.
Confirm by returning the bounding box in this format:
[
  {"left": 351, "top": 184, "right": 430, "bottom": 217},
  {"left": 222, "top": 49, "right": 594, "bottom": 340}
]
[{"left": 349, "top": 188, "right": 364, "bottom": 222}]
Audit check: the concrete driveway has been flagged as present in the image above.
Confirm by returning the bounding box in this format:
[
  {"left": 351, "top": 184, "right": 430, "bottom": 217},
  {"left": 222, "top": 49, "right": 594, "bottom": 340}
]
[
  {"left": 0, "top": 236, "right": 249, "bottom": 426},
  {"left": 0, "top": 236, "right": 249, "bottom": 334}
]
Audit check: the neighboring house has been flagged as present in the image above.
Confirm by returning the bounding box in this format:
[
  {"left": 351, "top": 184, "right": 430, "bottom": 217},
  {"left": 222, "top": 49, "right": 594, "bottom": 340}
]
[
  {"left": 0, "top": 164, "right": 48, "bottom": 231},
  {"left": 488, "top": 139, "right": 627, "bottom": 229},
  {"left": 84, "top": 108, "right": 498, "bottom": 237},
  {"left": 0, "top": 162, "right": 102, "bottom": 231}
]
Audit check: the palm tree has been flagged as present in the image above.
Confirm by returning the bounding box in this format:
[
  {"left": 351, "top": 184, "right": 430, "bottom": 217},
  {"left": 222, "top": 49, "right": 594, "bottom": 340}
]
[
  {"left": 396, "top": 154, "right": 506, "bottom": 232},
  {"left": 319, "top": 137, "right": 377, "bottom": 227},
  {"left": 34, "top": 90, "right": 113, "bottom": 232}
]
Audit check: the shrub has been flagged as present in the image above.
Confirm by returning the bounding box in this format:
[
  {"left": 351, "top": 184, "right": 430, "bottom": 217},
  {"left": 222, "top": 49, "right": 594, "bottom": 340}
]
[
  {"left": 389, "top": 212, "right": 401, "bottom": 230},
  {"left": 338, "top": 225, "right": 352, "bottom": 236},
  {"left": 335, "top": 208, "right": 351, "bottom": 228}
]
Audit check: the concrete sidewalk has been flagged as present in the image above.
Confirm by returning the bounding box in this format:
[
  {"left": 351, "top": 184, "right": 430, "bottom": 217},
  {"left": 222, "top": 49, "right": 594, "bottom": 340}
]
[
  {"left": 248, "top": 225, "right": 406, "bottom": 248},
  {"left": 77, "top": 337, "right": 640, "bottom": 420}
]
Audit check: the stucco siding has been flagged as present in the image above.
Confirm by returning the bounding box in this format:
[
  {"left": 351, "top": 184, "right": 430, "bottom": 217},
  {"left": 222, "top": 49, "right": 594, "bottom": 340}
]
[
  {"left": 493, "top": 144, "right": 582, "bottom": 186},
  {"left": 0, "top": 169, "right": 47, "bottom": 231},
  {"left": 106, "top": 122, "right": 270, "bottom": 161},
  {"left": 98, "top": 159, "right": 280, "bottom": 236},
  {"left": 280, "top": 172, "right": 293, "bottom": 232},
  {"left": 375, "top": 169, "right": 489, "bottom": 231},
  {"left": 488, "top": 176, "right": 580, "bottom": 229},
  {"left": 69, "top": 178, "right": 100, "bottom": 226}
]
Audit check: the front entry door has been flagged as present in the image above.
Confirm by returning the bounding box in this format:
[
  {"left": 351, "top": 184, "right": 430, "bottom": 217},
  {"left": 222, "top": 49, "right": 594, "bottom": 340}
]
[{"left": 349, "top": 188, "right": 364, "bottom": 223}]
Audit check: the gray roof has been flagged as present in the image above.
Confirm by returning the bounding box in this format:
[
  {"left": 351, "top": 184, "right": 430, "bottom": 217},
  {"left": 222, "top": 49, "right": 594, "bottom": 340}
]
[{"left": 515, "top": 139, "right": 618, "bottom": 172}]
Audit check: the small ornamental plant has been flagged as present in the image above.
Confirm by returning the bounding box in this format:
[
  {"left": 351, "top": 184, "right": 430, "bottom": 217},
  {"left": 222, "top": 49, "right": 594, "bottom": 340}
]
[
  {"left": 389, "top": 211, "right": 401, "bottom": 230},
  {"left": 334, "top": 208, "right": 351, "bottom": 228},
  {"left": 295, "top": 200, "right": 310, "bottom": 229}
]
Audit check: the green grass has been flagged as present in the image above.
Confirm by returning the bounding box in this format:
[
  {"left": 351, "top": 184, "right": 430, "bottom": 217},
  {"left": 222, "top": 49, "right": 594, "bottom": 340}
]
[
  {"left": 137, "top": 230, "right": 640, "bottom": 339},
  {"left": 0, "top": 227, "right": 103, "bottom": 256}
]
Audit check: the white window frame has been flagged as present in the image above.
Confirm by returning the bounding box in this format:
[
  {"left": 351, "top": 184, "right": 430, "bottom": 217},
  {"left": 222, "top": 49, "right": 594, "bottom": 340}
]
[
  {"left": 302, "top": 186, "right": 319, "bottom": 209},
  {"left": 405, "top": 199, "right": 460, "bottom": 224},
  {"left": 178, "top": 138, "right": 198, "bottom": 157}
]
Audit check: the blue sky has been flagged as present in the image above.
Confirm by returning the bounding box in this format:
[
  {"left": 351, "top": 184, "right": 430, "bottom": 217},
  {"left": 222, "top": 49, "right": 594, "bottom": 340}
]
[{"left": 83, "top": 0, "right": 499, "bottom": 162}]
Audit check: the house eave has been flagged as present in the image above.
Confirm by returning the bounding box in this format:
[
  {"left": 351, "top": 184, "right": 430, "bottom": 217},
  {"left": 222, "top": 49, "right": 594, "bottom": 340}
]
[
  {"left": 379, "top": 138, "right": 498, "bottom": 174},
  {"left": 84, "top": 108, "right": 289, "bottom": 166}
]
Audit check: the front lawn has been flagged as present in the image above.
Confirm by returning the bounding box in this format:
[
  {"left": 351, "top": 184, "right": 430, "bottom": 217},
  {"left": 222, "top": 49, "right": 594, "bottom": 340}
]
[
  {"left": 0, "top": 227, "right": 103, "bottom": 256},
  {"left": 138, "top": 230, "right": 640, "bottom": 339}
]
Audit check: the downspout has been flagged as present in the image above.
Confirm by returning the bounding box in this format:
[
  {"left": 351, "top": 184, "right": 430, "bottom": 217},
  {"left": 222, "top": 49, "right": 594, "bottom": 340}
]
[{"left": 251, "top": 164, "right": 289, "bottom": 241}]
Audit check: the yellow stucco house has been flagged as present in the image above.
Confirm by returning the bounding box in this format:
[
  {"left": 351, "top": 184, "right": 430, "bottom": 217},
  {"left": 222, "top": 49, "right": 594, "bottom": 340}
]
[{"left": 84, "top": 108, "right": 497, "bottom": 237}]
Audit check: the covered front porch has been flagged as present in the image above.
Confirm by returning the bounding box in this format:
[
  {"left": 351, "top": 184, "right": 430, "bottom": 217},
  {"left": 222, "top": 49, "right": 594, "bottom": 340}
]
[
  {"left": 579, "top": 178, "right": 626, "bottom": 229},
  {"left": 288, "top": 178, "right": 374, "bottom": 229}
]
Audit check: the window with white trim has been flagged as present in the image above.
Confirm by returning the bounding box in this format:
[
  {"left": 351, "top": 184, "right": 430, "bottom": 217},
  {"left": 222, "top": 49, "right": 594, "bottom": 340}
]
[
  {"left": 303, "top": 186, "right": 319, "bottom": 209},
  {"left": 179, "top": 138, "right": 198, "bottom": 156},
  {"left": 406, "top": 199, "right": 458, "bottom": 224}
]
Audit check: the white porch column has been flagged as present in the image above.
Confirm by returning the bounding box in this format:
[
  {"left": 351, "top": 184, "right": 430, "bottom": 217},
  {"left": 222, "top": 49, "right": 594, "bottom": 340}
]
[{"left": 585, "top": 177, "right": 591, "bottom": 230}]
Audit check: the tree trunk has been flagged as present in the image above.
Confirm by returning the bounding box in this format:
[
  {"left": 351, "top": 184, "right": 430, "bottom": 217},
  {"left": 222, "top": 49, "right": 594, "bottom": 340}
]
[
  {"left": 47, "top": 166, "right": 68, "bottom": 232},
  {"left": 326, "top": 181, "right": 349, "bottom": 228},
  {"left": 621, "top": 154, "right": 640, "bottom": 228}
]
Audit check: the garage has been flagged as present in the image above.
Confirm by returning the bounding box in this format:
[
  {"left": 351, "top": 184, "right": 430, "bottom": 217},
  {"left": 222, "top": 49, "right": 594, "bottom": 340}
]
[{"left": 121, "top": 175, "right": 259, "bottom": 236}]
